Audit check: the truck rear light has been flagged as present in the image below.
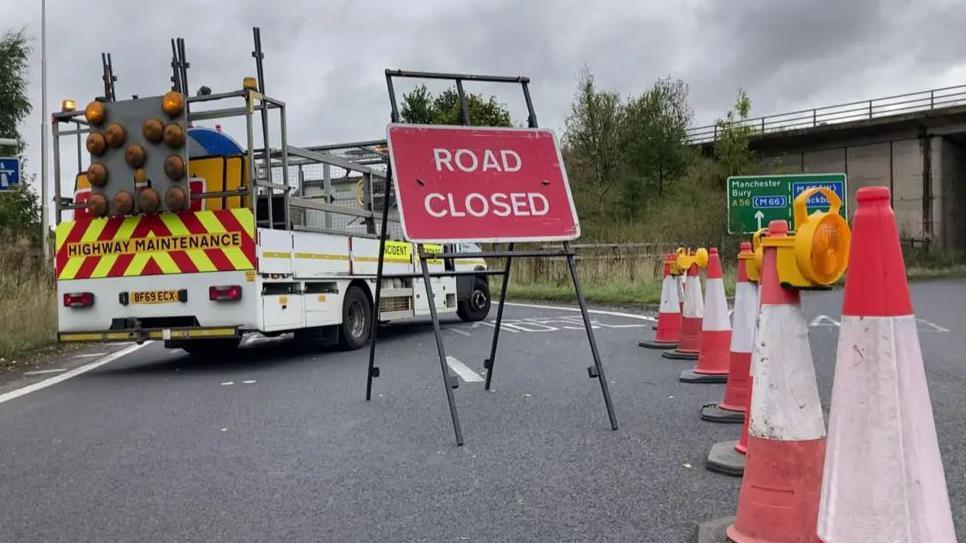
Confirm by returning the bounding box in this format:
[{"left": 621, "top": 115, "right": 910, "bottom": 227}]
[
  {"left": 209, "top": 285, "right": 242, "bottom": 301},
  {"left": 63, "top": 292, "right": 95, "bottom": 308}
]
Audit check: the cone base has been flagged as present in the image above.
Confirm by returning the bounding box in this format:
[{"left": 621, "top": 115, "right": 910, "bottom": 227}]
[
  {"left": 706, "top": 440, "right": 745, "bottom": 476},
  {"left": 662, "top": 349, "right": 699, "bottom": 360},
  {"left": 639, "top": 339, "right": 678, "bottom": 350},
  {"left": 701, "top": 403, "right": 744, "bottom": 423},
  {"left": 695, "top": 516, "right": 734, "bottom": 543},
  {"left": 728, "top": 436, "right": 825, "bottom": 543},
  {"left": 680, "top": 369, "right": 727, "bottom": 383}
]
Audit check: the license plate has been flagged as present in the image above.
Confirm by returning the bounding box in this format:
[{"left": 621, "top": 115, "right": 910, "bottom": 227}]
[{"left": 130, "top": 289, "right": 184, "bottom": 304}]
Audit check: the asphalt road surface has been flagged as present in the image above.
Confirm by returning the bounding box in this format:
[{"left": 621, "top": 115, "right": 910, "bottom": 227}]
[{"left": 1, "top": 279, "right": 963, "bottom": 542}]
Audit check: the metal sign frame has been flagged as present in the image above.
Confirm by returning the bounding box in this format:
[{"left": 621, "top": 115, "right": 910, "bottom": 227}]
[{"left": 365, "top": 69, "right": 618, "bottom": 446}]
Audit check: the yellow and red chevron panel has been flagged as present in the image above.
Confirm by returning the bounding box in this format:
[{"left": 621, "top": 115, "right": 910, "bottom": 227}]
[{"left": 55, "top": 209, "right": 255, "bottom": 280}]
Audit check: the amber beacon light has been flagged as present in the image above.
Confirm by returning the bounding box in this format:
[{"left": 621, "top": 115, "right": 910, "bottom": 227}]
[
  {"left": 764, "top": 186, "right": 851, "bottom": 289},
  {"left": 161, "top": 91, "right": 184, "bottom": 117}
]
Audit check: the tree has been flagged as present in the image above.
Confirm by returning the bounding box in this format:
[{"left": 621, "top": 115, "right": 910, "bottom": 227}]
[
  {"left": 622, "top": 77, "right": 692, "bottom": 199},
  {"left": 0, "top": 28, "right": 39, "bottom": 244},
  {"left": 0, "top": 28, "right": 31, "bottom": 154},
  {"left": 713, "top": 89, "right": 756, "bottom": 178},
  {"left": 562, "top": 69, "right": 625, "bottom": 215},
  {"left": 400, "top": 85, "right": 511, "bottom": 127},
  {"left": 399, "top": 85, "right": 434, "bottom": 124}
]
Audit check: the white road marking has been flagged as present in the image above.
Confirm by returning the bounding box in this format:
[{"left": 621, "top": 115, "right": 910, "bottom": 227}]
[
  {"left": 0, "top": 343, "right": 151, "bottom": 406},
  {"left": 504, "top": 302, "right": 656, "bottom": 322},
  {"left": 221, "top": 381, "right": 234, "bottom": 386},
  {"left": 810, "top": 315, "right": 841, "bottom": 327},
  {"left": 22, "top": 368, "right": 68, "bottom": 376},
  {"left": 472, "top": 321, "right": 519, "bottom": 332},
  {"left": 242, "top": 380, "right": 257, "bottom": 384},
  {"left": 72, "top": 352, "right": 107, "bottom": 359},
  {"left": 917, "top": 318, "right": 950, "bottom": 333},
  {"left": 445, "top": 356, "right": 483, "bottom": 383},
  {"left": 446, "top": 327, "right": 472, "bottom": 337}
]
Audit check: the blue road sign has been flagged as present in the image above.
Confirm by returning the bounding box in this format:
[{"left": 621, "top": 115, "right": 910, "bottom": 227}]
[
  {"left": 0, "top": 157, "right": 21, "bottom": 190},
  {"left": 791, "top": 180, "right": 844, "bottom": 208}
]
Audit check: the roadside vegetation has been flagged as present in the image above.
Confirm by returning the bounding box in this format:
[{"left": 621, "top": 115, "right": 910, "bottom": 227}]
[{"left": 0, "top": 237, "right": 56, "bottom": 361}]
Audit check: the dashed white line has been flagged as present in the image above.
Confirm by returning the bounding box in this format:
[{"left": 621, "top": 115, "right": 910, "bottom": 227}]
[
  {"left": 504, "top": 302, "right": 656, "bottom": 322},
  {"left": 446, "top": 327, "right": 472, "bottom": 337},
  {"left": 73, "top": 352, "right": 107, "bottom": 359},
  {"left": 445, "top": 356, "right": 483, "bottom": 383},
  {"left": 0, "top": 343, "right": 151, "bottom": 406}
]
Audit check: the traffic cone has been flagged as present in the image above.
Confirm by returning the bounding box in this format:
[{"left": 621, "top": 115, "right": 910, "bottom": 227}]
[
  {"left": 662, "top": 262, "right": 703, "bottom": 360},
  {"left": 725, "top": 219, "right": 826, "bottom": 543},
  {"left": 677, "top": 270, "right": 685, "bottom": 313},
  {"left": 701, "top": 242, "right": 758, "bottom": 421},
  {"left": 640, "top": 253, "right": 682, "bottom": 349},
  {"left": 817, "top": 187, "right": 957, "bottom": 542},
  {"left": 681, "top": 248, "right": 730, "bottom": 383}
]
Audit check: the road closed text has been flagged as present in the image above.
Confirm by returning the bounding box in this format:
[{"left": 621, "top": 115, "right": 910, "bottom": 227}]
[
  {"left": 425, "top": 192, "right": 549, "bottom": 218},
  {"left": 425, "top": 147, "right": 549, "bottom": 218}
]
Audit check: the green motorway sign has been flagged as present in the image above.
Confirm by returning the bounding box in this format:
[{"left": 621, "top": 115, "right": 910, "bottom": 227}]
[{"left": 727, "top": 173, "right": 848, "bottom": 234}]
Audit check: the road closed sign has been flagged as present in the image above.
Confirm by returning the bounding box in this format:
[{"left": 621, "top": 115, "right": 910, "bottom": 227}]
[{"left": 386, "top": 124, "right": 580, "bottom": 243}]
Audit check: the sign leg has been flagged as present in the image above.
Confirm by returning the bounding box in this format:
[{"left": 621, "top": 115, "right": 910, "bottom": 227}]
[
  {"left": 420, "top": 250, "right": 465, "bottom": 446},
  {"left": 563, "top": 241, "right": 618, "bottom": 431},
  {"left": 483, "top": 242, "right": 513, "bottom": 390},
  {"left": 365, "top": 164, "right": 394, "bottom": 401}
]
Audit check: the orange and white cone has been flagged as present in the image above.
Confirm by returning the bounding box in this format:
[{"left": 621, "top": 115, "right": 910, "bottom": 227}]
[
  {"left": 817, "top": 187, "right": 957, "bottom": 543},
  {"left": 702, "top": 242, "right": 758, "bottom": 422},
  {"left": 640, "top": 253, "right": 682, "bottom": 349},
  {"left": 676, "top": 270, "right": 685, "bottom": 313},
  {"left": 662, "top": 262, "right": 703, "bottom": 360},
  {"left": 726, "top": 219, "right": 826, "bottom": 543},
  {"left": 681, "top": 248, "right": 730, "bottom": 382}
]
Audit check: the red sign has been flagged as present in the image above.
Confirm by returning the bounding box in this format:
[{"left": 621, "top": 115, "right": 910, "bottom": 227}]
[{"left": 386, "top": 124, "right": 580, "bottom": 243}]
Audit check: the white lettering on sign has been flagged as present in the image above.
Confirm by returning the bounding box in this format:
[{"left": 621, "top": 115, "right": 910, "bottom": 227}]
[
  {"left": 424, "top": 192, "right": 549, "bottom": 218},
  {"left": 432, "top": 148, "right": 522, "bottom": 173}
]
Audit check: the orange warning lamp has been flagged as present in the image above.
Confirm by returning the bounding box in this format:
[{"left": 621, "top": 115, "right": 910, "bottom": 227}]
[
  {"left": 84, "top": 100, "right": 106, "bottom": 125},
  {"left": 675, "top": 247, "right": 709, "bottom": 272},
  {"left": 161, "top": 91, "right": 184, "bottom": 117},
  {"left": 669, "top": 247, "right": 687, "bottom": 275},
  {"left": 763, "top": 187, "right": 851, "bottom": 288},
  {"left": 747, "top": 228, "right": 765, "bottom": 283}
]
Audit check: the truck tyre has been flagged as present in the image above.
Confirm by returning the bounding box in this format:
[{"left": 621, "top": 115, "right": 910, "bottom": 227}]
[
  {"left": 339, "top": 285, "right": 372, "bottom": 350},
  {"left": 180, "top": 338, "right": 241, "bottom": 357},
  {"left": 457, "top": 279, "right": 491, "bottom": 322}
]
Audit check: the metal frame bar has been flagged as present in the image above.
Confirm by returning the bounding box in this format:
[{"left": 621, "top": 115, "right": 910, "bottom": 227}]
[
  {"left": 687, "top": 83, "right": 966, "bottom": 144},
  {"left": 367, "top": 68, "right": 618, "bottom": 446}
]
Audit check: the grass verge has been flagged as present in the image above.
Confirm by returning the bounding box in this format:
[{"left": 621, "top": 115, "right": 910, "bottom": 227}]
[{"left": 0, "top": 241, "right": 56, "bottom": 363}]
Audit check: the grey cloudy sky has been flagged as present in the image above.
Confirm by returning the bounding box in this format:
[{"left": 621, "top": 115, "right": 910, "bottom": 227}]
[{"left": 5, "top": 0, "right": 966, "bottom": 196}]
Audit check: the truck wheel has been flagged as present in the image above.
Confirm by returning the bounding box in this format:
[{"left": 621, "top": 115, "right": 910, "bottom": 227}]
[
  {"left": 180, "top": 338, "right": 241, "bottom": 357},
  {"left": 339, "top": 285, "right": 372, "bottom": 350},
  {"left": 458, "top": 279, "right": 491, "bottom": 322}
]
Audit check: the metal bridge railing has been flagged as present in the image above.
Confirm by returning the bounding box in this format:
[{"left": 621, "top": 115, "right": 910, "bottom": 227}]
[{"left": 687, "top": 84, "right": 966, "bottom": 145}]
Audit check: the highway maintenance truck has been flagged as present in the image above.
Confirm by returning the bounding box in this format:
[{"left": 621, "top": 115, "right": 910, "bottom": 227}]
[{"left": 50, "top": 41, "right": 490, "bottom": 355}]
